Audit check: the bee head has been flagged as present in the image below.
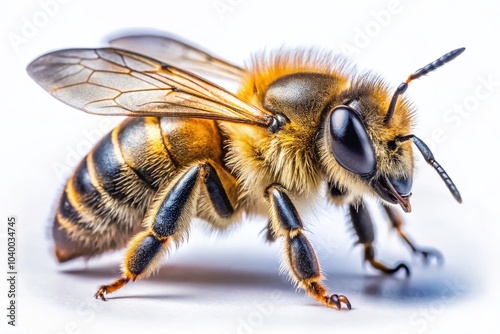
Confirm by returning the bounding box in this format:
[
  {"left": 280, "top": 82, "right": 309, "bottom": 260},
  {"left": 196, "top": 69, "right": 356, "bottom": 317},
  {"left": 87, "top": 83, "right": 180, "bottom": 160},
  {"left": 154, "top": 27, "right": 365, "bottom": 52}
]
[
  {"left": 323, "top": 48, "right": 464, "bottom": 211},
  {"left": 324, "top": 83, "right": 414, "bottom": 212}
]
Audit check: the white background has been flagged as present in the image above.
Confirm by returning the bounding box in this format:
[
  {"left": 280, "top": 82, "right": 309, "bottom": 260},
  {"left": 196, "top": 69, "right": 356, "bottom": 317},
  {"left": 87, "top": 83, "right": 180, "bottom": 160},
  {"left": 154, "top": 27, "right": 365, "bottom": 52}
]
[{"left": 1, "top": 0, "right": 500, "bottom": 333}]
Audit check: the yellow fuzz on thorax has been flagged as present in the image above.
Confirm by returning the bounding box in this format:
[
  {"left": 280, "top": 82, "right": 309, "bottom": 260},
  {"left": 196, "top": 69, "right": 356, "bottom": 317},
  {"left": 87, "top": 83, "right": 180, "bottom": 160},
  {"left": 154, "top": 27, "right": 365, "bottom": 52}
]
[{"left": 222, "top": 50, "right": 353, "bottom": 199}]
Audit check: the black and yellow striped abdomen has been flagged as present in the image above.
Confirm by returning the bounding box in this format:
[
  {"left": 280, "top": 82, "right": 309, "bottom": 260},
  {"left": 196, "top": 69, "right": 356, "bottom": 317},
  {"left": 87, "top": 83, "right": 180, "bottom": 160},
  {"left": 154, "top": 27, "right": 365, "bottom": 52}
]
[{"left": 53, "top": 116, "right": 224, "bottom": 262}]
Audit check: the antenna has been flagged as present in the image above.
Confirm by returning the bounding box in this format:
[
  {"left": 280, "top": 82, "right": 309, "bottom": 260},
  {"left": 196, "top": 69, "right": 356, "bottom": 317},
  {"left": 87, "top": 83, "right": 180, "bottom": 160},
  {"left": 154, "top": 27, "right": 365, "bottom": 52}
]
[
  {"left": 395, "top": 135, "right": 462, "bottom": 203},
  {"left": 384, "top": 47, "right": 465, "bottom": 125}
]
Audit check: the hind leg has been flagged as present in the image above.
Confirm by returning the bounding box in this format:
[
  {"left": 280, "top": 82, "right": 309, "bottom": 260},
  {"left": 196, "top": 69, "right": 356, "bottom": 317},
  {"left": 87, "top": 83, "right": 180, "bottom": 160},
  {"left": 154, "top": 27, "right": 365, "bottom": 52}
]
[{"left": 94, "top": 162, "right": 237, "bottom": 300}]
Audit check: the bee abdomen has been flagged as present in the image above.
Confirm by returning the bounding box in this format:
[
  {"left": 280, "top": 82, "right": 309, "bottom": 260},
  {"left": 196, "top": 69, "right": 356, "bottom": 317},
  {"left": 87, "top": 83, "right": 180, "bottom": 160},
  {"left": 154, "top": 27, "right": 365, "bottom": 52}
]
[
  {"left": 53, "top": 117, "right": 176, "bottom": 262},
  {"left": 117, "top": 117, "right": 175, "bottom": 190},
  {"left": 88, "top": 117, "right": 175, "bottom": 208}
]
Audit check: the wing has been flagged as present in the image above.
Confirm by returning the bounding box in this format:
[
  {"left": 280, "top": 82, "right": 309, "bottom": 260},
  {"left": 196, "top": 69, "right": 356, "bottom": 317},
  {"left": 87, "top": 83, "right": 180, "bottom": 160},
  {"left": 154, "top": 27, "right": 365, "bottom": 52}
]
[
  {"left": 26, "top": 48, "right": 273, "bottom": 127},
  {"left": 109, "top": 34, "right": 246, "bottom": 82}
]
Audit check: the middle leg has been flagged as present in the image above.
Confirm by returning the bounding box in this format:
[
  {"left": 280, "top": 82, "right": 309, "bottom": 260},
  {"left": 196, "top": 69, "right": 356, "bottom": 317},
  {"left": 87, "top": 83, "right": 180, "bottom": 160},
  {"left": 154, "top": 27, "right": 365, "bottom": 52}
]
[{"left": 348, "top": 200, "right": 410, "bottom": 276}]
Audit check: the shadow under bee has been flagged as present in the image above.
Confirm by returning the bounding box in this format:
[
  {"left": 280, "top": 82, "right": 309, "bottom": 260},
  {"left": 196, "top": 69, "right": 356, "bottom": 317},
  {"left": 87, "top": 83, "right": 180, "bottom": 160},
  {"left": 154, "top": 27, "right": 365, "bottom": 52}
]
[{"left": 59, "top": 262, "right": 470, "bottom": 304}]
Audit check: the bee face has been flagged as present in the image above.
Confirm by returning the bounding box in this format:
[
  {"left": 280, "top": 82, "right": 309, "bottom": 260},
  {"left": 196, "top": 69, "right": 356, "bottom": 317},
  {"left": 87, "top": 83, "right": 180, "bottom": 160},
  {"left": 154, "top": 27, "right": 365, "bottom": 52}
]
[{"left": 322, "top": 76, "right": 415, "bottom": 211}]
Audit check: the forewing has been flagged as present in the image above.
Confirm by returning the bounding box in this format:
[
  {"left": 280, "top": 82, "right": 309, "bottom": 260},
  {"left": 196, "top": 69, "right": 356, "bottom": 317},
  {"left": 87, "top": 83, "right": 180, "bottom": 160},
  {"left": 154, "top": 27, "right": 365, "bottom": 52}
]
[
  {"left": 27, "top": 48, "right": 272, "bottom": 126},
  {"left": 109, "top": 34, "right": 246, "bottom": 82}
]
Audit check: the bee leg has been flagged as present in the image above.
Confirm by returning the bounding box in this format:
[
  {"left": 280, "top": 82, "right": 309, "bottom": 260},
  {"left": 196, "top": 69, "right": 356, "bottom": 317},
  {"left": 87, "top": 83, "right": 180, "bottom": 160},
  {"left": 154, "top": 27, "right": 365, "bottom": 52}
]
[
  {"left": 266, "top": 184, "right": 351, "bottom": 310},
  {"left": 382, "top": 205, "right": 443, "bottom": 264},
  {"left": 95, "top": 163, "right": 224, "bottom": 301},
  {"left": 349, "top": 201, "right": 410, "bottom": 276}
]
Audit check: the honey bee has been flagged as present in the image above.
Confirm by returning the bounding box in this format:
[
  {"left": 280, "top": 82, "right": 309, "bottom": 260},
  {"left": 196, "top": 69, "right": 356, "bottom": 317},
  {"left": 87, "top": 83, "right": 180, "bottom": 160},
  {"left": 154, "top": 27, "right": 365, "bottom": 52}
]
[{"left": 27, "top": 33, "right": 464, "bottom": 310}]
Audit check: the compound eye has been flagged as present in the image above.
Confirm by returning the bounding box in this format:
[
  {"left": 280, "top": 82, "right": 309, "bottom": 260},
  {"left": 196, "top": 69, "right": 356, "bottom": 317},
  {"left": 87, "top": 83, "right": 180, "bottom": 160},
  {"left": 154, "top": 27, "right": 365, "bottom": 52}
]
[
  {"left": 327, "top": 106, "right": 376, "bottom": 177},
  {"left": 388, "top": 175, "right": 413, "bottom": 196}
]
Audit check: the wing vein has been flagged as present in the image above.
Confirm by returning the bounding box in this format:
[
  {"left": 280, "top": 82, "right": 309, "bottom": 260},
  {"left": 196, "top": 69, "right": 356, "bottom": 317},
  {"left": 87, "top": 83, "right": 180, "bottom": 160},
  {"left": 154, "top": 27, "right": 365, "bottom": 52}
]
[{"left": 27, "top": 47, "right": 274, "bottom": 128}]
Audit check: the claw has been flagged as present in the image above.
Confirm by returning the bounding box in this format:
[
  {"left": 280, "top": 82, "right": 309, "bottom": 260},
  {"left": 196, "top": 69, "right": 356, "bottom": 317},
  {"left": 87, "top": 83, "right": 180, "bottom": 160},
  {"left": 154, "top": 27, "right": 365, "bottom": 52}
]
[
  {"left": 339, "top": 295, "right": 352, "bottom": 310},
  {"left": 394, "top": 262, "right": 411, "bottom": 277},
  {"left": 93, "top": 277, "right": 129, "bottom": 301},
  {"left": 372, "top": 260, "right": 410, "bottom": 277},
  {"left": 329, "top": 294, "right": 351, "bottom": 310},
  {"left": 94, "top": 287, "right": 108, "bottom": 301},
  {"left": 364, "top": 244, "right": 411, "bottom": 277},
  {"left": 309, "top": 282, "right": 352, "bottom": 310},
  {"left": 330, "top": 294, "right": 341, "bottom": 309}
]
